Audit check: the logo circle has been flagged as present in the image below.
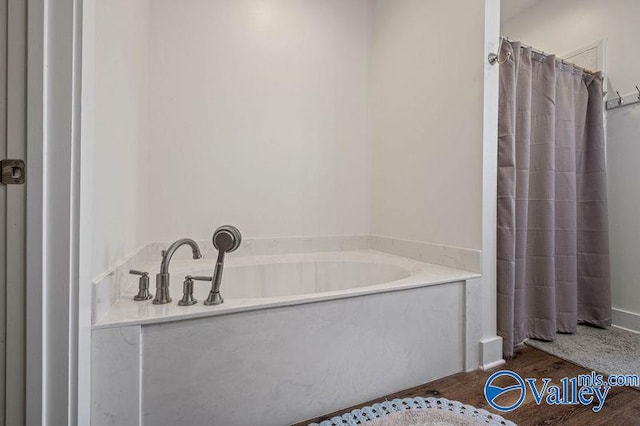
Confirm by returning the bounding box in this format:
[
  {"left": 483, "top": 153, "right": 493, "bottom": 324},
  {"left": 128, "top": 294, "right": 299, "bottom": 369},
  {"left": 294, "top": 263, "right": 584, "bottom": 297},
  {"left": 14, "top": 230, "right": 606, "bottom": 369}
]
[{"left": 484, "top": 370, "right": 526, "bottom": 412}]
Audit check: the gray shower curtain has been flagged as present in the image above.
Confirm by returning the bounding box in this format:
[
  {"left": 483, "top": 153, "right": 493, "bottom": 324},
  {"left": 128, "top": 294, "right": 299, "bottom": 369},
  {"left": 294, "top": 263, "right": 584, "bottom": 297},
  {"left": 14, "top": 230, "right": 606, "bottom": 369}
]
[{"left": 497, "top": 40, "right": 611, "bottom": 358}]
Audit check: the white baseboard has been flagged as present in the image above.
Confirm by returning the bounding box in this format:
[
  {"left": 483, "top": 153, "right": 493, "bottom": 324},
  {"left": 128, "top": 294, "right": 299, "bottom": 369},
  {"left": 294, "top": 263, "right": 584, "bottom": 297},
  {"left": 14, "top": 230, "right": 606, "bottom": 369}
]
[
  {"left": 612, "top": 308, "right": 640, "bottom": 334},
  {"left": 479, "top": 336, "right": 504, "bottom": 370},
  {"left": 481, "top": 359, "right": 506, "bottom": 371}
]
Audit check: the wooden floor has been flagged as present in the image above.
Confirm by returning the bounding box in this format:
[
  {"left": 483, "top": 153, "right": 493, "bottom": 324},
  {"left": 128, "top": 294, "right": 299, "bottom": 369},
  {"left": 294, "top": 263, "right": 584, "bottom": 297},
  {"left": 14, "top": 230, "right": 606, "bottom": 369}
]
[{"left": 298, "top": 346, "right": 640, "bottom": 426}]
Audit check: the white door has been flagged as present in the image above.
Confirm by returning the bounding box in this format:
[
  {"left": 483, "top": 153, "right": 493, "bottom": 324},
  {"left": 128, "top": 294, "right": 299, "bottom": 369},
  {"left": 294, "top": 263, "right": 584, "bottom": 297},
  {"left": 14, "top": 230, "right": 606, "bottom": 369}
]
[{"left": 0, "top": 0, "right": 27, "bottom": 424}]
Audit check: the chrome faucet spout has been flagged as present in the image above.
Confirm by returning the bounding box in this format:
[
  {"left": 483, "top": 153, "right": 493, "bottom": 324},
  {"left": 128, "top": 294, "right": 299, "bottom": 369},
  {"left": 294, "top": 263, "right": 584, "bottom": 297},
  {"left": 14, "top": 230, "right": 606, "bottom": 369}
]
[
  {"left": 154, "top": 238, "right": 203, "bottom": 305},
  {"left": 159, "top": 238, "right": 202, "bottom": 274}
]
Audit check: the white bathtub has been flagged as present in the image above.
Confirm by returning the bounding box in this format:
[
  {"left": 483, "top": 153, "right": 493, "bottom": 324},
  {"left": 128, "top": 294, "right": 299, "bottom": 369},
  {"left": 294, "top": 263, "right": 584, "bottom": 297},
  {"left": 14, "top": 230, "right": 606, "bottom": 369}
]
[{"left": 92, "top": 250, "right": 481, "bottom": 426}]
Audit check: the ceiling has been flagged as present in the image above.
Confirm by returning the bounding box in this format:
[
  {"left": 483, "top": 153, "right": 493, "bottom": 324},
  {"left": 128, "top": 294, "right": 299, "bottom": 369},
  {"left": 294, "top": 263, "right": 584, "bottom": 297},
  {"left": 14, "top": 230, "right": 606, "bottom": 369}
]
[{"left": 501, "top": 0, "right": 543, "bottom": 22}]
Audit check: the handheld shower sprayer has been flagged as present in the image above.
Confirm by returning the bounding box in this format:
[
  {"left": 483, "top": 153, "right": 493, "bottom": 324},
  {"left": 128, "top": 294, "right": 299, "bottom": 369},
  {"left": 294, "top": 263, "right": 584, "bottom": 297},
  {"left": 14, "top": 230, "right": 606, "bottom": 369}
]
[{"left": 204, "top": 225, "right": 242, "bottom": 305}]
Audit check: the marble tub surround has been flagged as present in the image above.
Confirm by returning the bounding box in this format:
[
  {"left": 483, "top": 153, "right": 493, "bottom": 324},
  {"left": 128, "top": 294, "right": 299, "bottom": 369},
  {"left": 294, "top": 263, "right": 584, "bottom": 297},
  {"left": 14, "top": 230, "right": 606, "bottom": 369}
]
[
  {"left": 91, "top": 239, "right": 486, "bottom": 425},
  {"left": 153, "top": 234, "right": 373, "bottom": 260},
  {"left": 92, "top": 234, "right": 481, "bottom": 325},
  {"left": 93, "top": 281, "right": 469, "bottom": 426},
  {"left": 370, "top": 235, "right": 481, "bottom": 273},
  {"left": 92, "top": 244, "right": 155, "bottom": 323},
  {"left": 94, "top": 250, "right": 480, "bottom": 329},
  {"left": 92, "top": 235, "right": 371, "bottom": 323},
  {"left": 91, "top": 326, "right": 141, "bottom": 426}
]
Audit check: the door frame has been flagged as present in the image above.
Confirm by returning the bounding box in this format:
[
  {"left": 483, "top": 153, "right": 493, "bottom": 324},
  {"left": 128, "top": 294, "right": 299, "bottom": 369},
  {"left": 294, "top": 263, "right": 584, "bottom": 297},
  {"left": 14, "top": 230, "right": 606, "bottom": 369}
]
[
  {"left": 3, "top": 0, "right": 29, "bottom": 424},
  {"left": 26, "top": 0, "right": 87, "bottom": 424},
  {"left": 25, "top": 0, "right": 43, "bottom": 423}
]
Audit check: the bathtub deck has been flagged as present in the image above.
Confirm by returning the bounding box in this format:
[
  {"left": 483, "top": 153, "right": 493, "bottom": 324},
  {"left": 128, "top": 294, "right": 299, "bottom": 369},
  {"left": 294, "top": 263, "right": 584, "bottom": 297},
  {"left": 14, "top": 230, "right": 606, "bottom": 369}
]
[
  {"left": 299, "top": 346, "right": 640, "bottom": 426},
  {"left": 94, "top": 250, "right": 480, "bottom": 329}
]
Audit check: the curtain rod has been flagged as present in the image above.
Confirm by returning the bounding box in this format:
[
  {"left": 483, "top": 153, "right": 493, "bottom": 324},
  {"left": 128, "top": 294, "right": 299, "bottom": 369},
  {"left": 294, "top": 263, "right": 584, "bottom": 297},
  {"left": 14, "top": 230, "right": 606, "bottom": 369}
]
[{"left": 490, "top": 37, "right": 597, "bottom": 75}]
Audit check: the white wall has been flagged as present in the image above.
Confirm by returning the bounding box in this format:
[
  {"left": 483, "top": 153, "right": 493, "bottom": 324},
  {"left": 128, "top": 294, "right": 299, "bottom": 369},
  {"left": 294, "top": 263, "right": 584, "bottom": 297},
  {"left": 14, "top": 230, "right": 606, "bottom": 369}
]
[
  {"left": 92, "top": 0, "right": 490, "bottom": 267},
  {"left": 502, "top": 0, "right": 640, "bottom": 325},
  {"left": 92, "top": 0, "right": 149, "bottom": 278},
  {"left": 607, "top": 101, "right": 640, "bottom": 327},
  {"left": 370, "top": 0, "right": 485, "bottom": 250},
  {"left": 142, "top": 0, "right": 373, "bottom": 243},
  {"left": 502, "top": 0, "right": 640, "bottom": 94}
]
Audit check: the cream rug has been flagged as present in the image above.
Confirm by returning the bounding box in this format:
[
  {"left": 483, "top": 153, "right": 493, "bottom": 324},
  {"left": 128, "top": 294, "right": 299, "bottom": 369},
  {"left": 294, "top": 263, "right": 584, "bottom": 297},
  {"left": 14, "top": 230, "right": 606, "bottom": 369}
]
[
  {"left": 525, "top": 325, "right": 640, "bottom": 378},
  {"left": 310, "top": 397, "right": 516, "bottom": 426},
  {"left": 366, "top": 407, "right": 504, "bottom": 426}
]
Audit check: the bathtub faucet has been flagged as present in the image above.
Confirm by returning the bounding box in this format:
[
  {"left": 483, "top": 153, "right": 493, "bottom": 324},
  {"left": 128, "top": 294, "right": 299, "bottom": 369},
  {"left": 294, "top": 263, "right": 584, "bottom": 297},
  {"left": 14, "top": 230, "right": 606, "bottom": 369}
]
[{"left": 154, "top": 238, "right": 203, "bottom": 305}]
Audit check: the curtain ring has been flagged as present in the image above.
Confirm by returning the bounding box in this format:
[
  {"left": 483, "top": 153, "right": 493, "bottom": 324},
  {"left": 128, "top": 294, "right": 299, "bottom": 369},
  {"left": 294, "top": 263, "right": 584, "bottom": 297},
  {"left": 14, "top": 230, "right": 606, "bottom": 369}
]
[{"left": 488, "top": 37, "right": 512, "bottom": 65}]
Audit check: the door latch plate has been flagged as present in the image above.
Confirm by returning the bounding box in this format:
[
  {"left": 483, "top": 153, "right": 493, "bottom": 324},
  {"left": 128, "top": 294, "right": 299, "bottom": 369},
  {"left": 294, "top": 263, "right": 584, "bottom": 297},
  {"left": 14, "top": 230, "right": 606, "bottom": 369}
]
[{"left": 1, "top": 159, "right": 25, "bottom": 184}]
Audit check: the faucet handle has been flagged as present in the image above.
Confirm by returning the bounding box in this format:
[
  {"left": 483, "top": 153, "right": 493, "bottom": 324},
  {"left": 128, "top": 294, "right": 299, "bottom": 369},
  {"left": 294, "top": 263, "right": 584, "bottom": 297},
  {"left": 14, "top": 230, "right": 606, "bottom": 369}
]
[
  {"left": 178, "top": 275, "right": 213, "bottom": 306},
  {"left": 130, "top": 270, "right": 153, "bottom": 301}
]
